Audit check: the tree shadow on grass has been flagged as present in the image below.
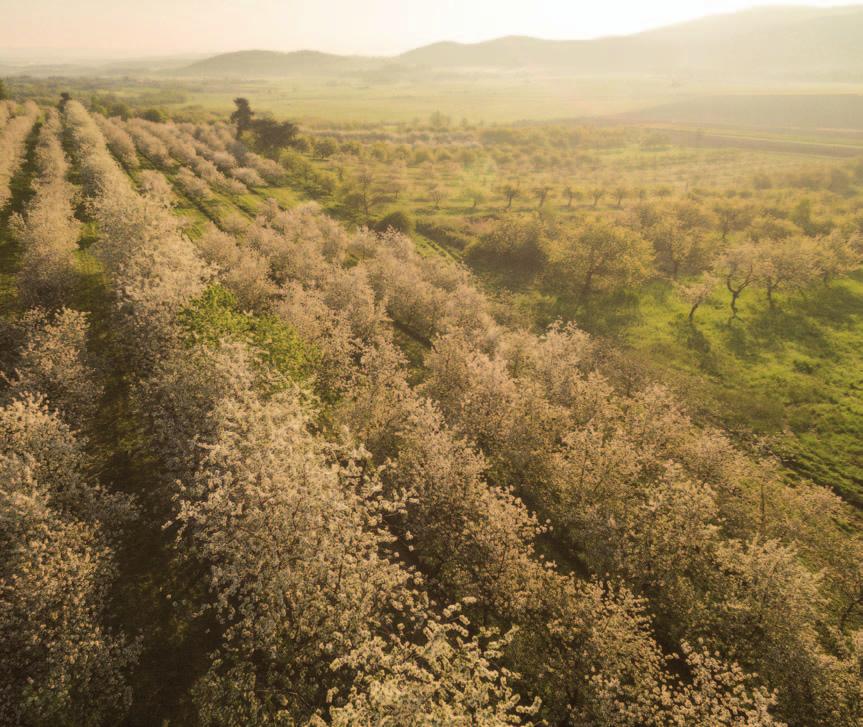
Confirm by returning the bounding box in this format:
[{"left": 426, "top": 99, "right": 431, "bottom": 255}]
[
  {"left": 575, "top": 289, "right": 643, "bottom": 335},
  {"left": 718, "top": 316, "right": 766, "bottom": 364},
  {"left": 670, "top": 316, "right": 722, "bottom": 376},
  {"left": 795, "top": 278, "right": 863, "bottom": 331},
  {"left": 705, "top": 275, "right": 863, "bottom": 368},
  {"left": 77, "top": 220, "right": 100, "bottom": 250},
  {"left": 748, "top": 305, "right": 832, "bottom": 353}
]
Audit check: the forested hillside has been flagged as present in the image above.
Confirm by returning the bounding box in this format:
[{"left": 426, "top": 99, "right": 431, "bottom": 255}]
[{"left": 0, "top": 89, "right": 861, "bottom": 726}]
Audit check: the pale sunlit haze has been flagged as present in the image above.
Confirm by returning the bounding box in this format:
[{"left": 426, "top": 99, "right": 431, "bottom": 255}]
[{"left": 0, "top": 0, "right": 859, "bottom": 58}]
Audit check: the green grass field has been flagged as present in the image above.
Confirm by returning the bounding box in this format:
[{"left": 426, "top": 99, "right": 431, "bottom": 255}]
[
  {"left": 13, "top": 72, "right": 863, "bottom": 128},
  {"left": 114, "top": 75, "right": 688, "bottom": 123},
  {"left": 620, "top": 275, "right": 863, "bottom": 503}
]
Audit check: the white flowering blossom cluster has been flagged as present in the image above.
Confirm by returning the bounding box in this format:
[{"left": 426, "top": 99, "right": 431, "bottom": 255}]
[
  {"left": 65, "top": 101, "right": 210, "bottom": 354},
  {"left": 13, "top": 109, "right": 80, "bottom": 306},
  {"left": 0, "top": 100, "right": 38, "bottom": 208},
  {"left": 0, "top": 310, "right": 138, "bottom": 724}
]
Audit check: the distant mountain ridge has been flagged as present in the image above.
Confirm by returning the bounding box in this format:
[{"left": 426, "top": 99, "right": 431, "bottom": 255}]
[
  {"left": 168, "top": 5, "right": 863, "bottom": 81},
  {"left": 174, "top": 49, "right": 380, "bottom": 77}
]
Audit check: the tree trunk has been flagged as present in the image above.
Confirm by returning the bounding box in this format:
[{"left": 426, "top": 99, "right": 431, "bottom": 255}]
[
  {"left": 580, "top": 270, "right": 594, "bottom": 302},
  {"left": 726, "top": 274, "right": 743, "bottom": 317},
  {"left": 730, "top": 289, "right": 740, "bottom": 317},
  {"left": 688, "top": 302, "right": 699, "bottom": 323}
]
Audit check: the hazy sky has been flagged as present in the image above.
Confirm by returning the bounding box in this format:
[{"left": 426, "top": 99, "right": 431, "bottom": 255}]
[{"left": 0, "top": 0, "right": 859, "bottom": 58}]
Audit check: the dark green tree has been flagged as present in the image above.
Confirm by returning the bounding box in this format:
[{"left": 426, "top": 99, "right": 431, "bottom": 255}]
[
  {"left": 0, "top": 79, "right": 7, "bottom": 101},
  {"left": 230, "top": 97, "right": 254, "bottom": 140},
  {"left": 141, "top": 108, "right": 167, "bottom": 123},
  {"left": 251, "top": 118, "right": 299, "bottom": 155}
]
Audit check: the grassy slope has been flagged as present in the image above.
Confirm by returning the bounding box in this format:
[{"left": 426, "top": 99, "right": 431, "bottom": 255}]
[
  {"left": 620, "top": 275, "right": 863, "bottom": 504},
  {"left": 456, "top": 241, "right": 863, "bottom": 505},
  {"left": 450, "top": 252, "right": 863, "bottom": 505}
]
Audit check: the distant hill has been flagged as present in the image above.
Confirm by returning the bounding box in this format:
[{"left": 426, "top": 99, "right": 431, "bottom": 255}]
[
  {"left": 397, "top": 5, "right": 863, "bottom": 80},
  {"left": 168, "top": 5, "right": 863, "bottom": 82},
  {"left": 0, "top": 54, "right": 207, "bottom": 78},
  {"left": 170, "top": 49, "right": 378, "bottom": 77}
]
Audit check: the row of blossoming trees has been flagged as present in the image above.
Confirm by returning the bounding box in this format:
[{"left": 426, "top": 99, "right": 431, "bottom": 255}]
[
  {"left": 1, "top": 100, "right": 861, "bottom": 725},
  {"left": 0, "top": 101, "right": 140, "bottom": 725}
]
